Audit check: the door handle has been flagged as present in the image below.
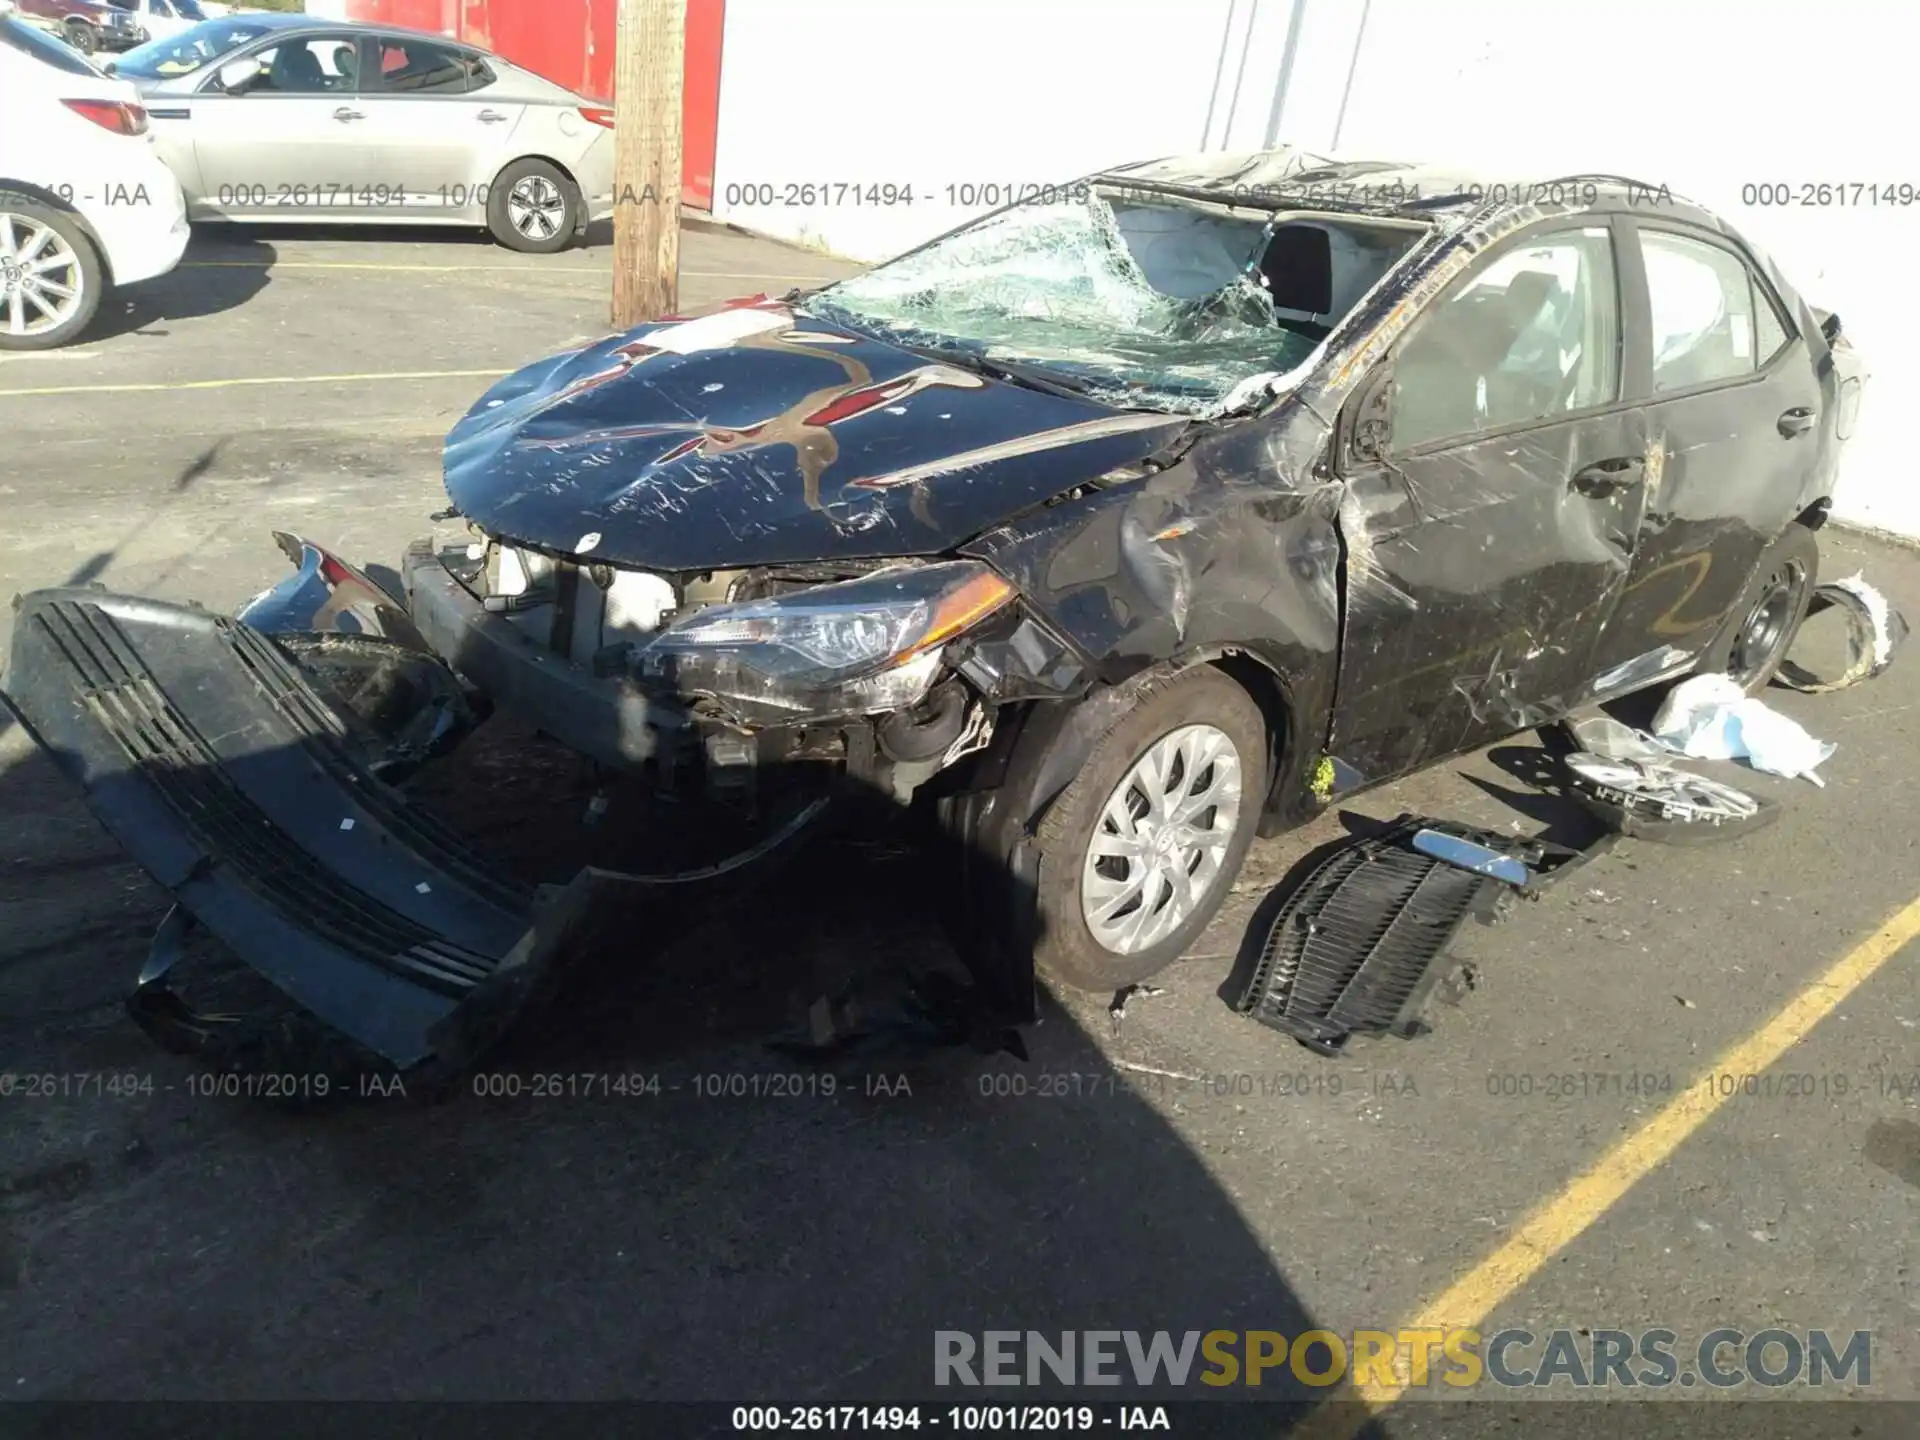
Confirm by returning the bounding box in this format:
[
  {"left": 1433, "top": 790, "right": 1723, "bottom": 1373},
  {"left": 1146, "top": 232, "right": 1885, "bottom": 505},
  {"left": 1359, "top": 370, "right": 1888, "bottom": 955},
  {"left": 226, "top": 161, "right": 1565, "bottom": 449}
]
[
  {"left": 1570, "top": 457, "right": 1644, "bottom": 497},
  {"left": 477, "top": 109, "right": 509, "bottom": 123},
  {"left": 332, "top": 107, "right": 364, "bottom": 122},
  {"left": 1777, "top": 406, "right": 1816, "bottom": 437}
]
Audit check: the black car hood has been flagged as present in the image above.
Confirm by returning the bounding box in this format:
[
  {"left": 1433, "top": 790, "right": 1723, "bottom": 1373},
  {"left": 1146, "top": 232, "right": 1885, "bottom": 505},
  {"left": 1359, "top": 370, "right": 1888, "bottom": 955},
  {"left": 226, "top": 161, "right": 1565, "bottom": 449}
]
[{"left": 443, "top": 300, "right": 1189, "bottom": 572}]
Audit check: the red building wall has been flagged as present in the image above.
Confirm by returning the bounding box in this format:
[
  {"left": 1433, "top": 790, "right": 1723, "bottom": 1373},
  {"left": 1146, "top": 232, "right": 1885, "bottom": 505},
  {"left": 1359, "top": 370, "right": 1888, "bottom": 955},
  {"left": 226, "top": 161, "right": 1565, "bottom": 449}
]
[{"left": 340, "top": 0, "right": 724, "bottom": 209}]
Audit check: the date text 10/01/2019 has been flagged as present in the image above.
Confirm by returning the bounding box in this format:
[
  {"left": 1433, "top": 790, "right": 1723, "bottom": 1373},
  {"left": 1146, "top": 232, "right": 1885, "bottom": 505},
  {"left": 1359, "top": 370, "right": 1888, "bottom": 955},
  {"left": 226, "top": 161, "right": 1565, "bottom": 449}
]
[{"left": 731, "top": 1406, "right": 1167, "bottom": 1432}]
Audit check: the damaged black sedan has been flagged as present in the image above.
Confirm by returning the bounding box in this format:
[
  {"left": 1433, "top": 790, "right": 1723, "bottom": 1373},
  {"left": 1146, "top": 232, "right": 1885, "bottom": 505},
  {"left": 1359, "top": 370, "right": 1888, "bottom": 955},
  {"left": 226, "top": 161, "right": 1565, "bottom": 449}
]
[{"left": 2, "top": 150, "right": 1864, "bottom": 1076}]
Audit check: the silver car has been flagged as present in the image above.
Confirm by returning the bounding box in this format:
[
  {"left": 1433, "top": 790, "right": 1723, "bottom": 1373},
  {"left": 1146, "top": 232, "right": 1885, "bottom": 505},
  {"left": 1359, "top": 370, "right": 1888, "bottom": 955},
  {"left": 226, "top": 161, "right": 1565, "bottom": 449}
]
[{"left": 109, "top": 14, "right": 616, "bottom": 252}]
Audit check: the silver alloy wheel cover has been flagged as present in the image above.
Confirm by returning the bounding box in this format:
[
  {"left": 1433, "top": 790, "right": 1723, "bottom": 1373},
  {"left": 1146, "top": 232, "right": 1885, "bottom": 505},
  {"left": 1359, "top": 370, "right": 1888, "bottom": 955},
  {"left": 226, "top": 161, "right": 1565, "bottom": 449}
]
[
  {"left": 0, "top": 213, "right": 85, "bottom": 339},
  {"left": 1081, "top": 723, "right": 1244, "bottom": 955},
  {"left": 1562, "top": 752, "right": 1761, "bottom": 823},
  {"left": 507, "top": 175, "right": 567, "bottom": 239}
]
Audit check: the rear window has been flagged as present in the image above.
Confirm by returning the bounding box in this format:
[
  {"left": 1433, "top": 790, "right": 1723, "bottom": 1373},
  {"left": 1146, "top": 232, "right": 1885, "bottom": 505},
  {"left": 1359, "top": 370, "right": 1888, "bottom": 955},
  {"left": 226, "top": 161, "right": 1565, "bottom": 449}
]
[
  {"left": 0, "top": 13, "right": 107, "bottom": 79},
  {"left": 369, "top": 37, "right": 493, "bottom": 94}
]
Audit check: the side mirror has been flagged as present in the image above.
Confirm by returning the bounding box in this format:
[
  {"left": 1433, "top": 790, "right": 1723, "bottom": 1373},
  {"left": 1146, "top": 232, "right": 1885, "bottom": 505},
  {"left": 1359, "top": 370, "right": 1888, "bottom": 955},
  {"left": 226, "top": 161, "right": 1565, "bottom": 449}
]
[
  {"left": 217, "top": 57, "right": 260, "bottom": 91},
  {"left": 101, "top": 58, "right": 118, "bottom": 75},
  {"left": 1819, "top": 310, "right": 1843, "bottom": 345}
]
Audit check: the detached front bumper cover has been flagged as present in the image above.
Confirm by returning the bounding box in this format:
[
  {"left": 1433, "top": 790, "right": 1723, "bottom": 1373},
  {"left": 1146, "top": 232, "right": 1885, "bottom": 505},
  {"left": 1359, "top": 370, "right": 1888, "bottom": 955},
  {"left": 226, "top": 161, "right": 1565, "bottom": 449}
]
[{"left": 0, "top": 588, "right": 596, "bottom": 1076}]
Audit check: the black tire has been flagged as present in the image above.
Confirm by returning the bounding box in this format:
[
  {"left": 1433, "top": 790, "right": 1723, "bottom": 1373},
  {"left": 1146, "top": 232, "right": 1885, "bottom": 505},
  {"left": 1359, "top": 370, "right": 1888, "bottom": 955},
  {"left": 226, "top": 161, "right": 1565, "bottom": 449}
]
[
  {"left": 486, "top": 159, "right": 581, "bottom": 253},
  {"left": 1699, "top": 523, "right": 1819, "bottom": 693},
  {"left": 64, "top": 18, "right": 97, "bottom": 53},
  {"left": 1026, "top": 668, "right": 1269, "bottom": 992},
  {"left": 0, "top": 192, "right": 105, "bottom": 351}
]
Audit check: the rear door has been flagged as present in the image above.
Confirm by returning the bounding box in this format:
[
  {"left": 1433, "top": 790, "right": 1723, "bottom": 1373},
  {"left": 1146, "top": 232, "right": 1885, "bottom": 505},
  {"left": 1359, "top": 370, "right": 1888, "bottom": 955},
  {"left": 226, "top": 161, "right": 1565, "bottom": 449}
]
[
  {"left": 352, "top": 35, "right": 522, "bottom": 215},
  {"left": 1329, "top": 219, "right": 1652, "bottom": 781},
  {"left": 1580, "top": 220, "right": 1825, "bottom": 691},
  {"left": 186, "top": 30, "right": 367, "bottom": 217}
]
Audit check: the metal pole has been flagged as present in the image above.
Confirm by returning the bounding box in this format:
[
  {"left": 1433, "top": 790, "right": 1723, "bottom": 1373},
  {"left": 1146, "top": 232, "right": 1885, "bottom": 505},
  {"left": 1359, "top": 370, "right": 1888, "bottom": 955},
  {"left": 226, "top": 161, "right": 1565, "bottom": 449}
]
[
  {"left": 1199, "top": 0, "right": 1240, "bottom": 149},
  {"left": 1331, "top": 0, "right": 1374, "bottom": 152},
  {"left": 1219, "top": 0, "right": 1262, "bottom": 148},
  {"left": 1261, "top": 0, "right": 1308, "bottom": 149}
]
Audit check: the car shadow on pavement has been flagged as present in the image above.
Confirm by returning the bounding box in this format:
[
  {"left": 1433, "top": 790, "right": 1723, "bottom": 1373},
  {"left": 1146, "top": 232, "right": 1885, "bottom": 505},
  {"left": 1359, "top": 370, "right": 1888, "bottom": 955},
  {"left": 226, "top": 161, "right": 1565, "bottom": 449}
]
[
  {"left": 0, "top": 681, "right": 1370, "bottom": 1430},
  {"left": 185, "top": 220, "right": 502, "bottom": 254},
  {"left": 80, "top": 233, "right": 276, "bottom": 343}
]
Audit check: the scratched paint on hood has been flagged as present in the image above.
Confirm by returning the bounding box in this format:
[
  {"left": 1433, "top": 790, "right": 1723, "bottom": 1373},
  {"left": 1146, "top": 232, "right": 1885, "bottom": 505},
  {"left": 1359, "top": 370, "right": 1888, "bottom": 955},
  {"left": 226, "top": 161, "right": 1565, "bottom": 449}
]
[{"left": 444, "top": 303, "right": 1189, "bottom": 571}]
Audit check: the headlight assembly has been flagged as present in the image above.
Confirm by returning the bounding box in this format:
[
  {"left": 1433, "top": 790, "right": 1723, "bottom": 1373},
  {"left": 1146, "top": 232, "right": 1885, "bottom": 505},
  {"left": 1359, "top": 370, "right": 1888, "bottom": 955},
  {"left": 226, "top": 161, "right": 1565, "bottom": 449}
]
[{"left": 634, "top": 560, "right": 1015, "bottom": 717}]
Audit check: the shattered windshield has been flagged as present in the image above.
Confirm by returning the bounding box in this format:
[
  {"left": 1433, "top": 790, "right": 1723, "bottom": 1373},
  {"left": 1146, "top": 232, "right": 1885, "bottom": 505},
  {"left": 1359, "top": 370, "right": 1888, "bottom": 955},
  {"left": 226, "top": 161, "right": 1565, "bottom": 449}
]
[{"left": 801, "top": 188, "right": 1323, "bottom": 415}]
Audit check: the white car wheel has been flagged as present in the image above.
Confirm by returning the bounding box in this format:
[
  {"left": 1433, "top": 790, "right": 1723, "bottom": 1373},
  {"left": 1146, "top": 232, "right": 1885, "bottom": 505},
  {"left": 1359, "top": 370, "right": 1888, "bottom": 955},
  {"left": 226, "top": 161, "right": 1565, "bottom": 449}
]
[
  {"left": 486, "top": 159, "right": 581, "bottom": 254},
  {"left": 1080, "top": 723, "right": 1245, "bottom": 955},
  {"left": 0, "top": 197, "right": 103, "bottom": 350},
  {"left": 1022, "top": 667, "right": 1270, "bottom": 992}
]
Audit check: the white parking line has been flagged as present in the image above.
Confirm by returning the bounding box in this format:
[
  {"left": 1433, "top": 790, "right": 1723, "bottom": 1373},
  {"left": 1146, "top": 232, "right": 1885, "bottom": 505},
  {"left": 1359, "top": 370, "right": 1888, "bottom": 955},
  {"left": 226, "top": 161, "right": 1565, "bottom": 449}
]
[{"left": 0, "top": 369, "right": 511, "bottom": 398}]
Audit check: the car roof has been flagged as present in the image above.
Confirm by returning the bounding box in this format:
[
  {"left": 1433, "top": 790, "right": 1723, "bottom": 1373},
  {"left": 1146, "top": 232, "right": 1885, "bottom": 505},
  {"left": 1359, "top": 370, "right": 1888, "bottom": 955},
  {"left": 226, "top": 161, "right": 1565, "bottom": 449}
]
[
  {"left": 1096, "top": 148, "right": 1712, "bottom": 228},
  {"left": 218, "top": 14, "right": 494, "bottom": 49}
]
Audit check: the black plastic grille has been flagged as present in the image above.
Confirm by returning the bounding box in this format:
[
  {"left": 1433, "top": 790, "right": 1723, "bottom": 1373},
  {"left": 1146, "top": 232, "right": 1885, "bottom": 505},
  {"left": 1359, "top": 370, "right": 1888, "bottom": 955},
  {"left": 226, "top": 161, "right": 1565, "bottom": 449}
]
[
  {"left": 1240, "top": 822, "right": 1497, "bottom": 1050},
  {"left": 31, "top": 601, "right": 503, "bottom": 996}
]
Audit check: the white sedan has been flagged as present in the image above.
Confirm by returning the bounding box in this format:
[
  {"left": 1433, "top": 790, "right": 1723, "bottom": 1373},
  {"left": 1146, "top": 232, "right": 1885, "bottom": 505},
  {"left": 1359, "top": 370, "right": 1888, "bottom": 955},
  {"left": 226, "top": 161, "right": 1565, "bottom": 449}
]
[
  {"left": 111, "top": 13, "right": 618, "bottom": 252},
  {"left": 0, "top": 1, "right": 190, "bottom": 348}
]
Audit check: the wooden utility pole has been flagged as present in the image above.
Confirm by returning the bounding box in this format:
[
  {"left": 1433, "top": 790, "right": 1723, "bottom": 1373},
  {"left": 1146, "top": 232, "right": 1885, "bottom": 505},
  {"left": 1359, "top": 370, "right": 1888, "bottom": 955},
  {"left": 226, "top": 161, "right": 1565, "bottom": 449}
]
[{"left": 611, "top": 0, "right": 686, "bottom": 329}]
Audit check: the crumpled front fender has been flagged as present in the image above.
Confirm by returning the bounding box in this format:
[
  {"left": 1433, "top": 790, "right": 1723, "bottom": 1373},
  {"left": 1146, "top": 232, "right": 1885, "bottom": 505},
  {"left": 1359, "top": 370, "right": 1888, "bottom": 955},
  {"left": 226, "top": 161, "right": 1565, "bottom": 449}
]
[
  {"left": 236, "top": 530, "right": 434, "bottom": 653},
  {"left": 235, "top": 531, "right": 482, "bottom": 777}
]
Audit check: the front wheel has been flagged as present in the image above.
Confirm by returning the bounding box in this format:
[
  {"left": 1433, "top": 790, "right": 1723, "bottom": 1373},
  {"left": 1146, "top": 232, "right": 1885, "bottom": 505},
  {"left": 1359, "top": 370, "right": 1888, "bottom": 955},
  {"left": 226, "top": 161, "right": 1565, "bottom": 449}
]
[
  {"left": 0, "top": 194, "right": 105, "bottom": 350},
  {"left": 1027, "top": 668, "right": 1269, "bottom": 992},
  {"left": 64, "top": 18, "right": 97, "bottom": 53},
  {"left": 486, "top": 159, "right": 581, "bottom": 253}
]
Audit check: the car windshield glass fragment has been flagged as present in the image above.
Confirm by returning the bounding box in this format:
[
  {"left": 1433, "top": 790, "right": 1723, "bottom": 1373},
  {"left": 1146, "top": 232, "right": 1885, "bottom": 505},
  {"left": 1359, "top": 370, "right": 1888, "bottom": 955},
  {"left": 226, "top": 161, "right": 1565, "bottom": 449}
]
[
  {"left": 800, "top": 188, "right": 1324, "bottom": 415},
  {"left": 114, "top": 17, "right": 272, "bottom": 77}
]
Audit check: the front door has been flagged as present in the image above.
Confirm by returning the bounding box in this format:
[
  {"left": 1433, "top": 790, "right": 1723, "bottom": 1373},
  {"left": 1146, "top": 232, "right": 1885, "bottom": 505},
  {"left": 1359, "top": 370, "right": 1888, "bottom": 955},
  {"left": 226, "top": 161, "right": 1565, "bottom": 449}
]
[
  {"left": 1581, "top": 220, "right": 1827, "bottom": 694},
  {"left": 1329, "top": 220, "right": 1651, "bottom": 783},
  {"left": 187, "top": 31, "right": 367, "bottom": 218}
]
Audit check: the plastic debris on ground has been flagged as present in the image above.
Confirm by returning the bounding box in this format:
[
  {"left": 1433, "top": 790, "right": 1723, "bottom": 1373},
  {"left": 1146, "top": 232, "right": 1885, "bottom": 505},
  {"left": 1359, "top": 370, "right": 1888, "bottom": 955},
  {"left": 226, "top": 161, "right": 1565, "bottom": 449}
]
[
  {"left": 1778, "top": 572, "right": 1910, "bottom": 693},
  {"left": 1561, "top": 751, "right": 1777, "bottom": 844},
  {"left": 1650, "top": 673, "right": 1836, "bottom": 785},
  {"left": 1237, "top": 816, "right": 1609, "bottom": 1054},
  {"left": 1563, "top": 714, "right": 1670, "bottom": 763},
  {"left": 769, "top": 970, "right": 1028, "bottom": 1062},
  {"left": 1107, "top": 982, "right": 1166, "bottom": 1030}
]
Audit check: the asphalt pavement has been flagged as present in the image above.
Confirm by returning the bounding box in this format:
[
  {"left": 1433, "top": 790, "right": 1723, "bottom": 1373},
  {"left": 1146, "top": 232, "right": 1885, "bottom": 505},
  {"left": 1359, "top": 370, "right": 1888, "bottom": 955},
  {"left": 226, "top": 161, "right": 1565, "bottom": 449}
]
[{"left": 0, "top": 219, "right": 1914, "bottom": 1437}]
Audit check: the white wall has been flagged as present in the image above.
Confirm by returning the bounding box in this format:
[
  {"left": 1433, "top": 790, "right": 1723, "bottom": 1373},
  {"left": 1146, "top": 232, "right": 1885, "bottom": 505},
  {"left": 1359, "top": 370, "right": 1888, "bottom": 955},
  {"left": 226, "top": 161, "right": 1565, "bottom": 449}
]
[
  {"left": 711, "top": 0, "right": 1918, "bottom": 535},
  {"left": 1257, "top": 0, "right": 1919, "bottom": 537},
  {"left": 711, "top": 0, "right": 1272, "bottom": 257}
]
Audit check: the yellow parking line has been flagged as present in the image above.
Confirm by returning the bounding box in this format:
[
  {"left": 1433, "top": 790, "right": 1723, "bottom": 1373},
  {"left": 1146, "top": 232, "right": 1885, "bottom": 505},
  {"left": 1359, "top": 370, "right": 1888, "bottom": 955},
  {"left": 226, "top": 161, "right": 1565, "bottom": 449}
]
[
  {"left": 0, "top": 368, "right": 510, "bottom": 398},
  {"left": 1312, "top": 890, "right": 1920, "bottom": 1433}
]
